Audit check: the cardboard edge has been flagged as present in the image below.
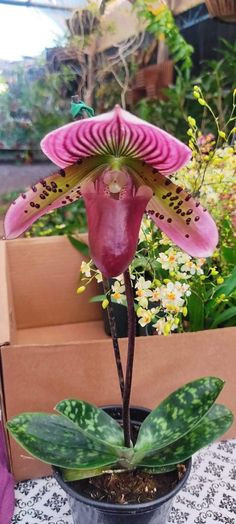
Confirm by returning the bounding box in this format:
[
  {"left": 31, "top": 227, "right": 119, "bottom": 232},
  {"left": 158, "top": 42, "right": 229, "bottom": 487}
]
[
  {"left": 0, "top": 348, "right": 12, "bottom": 472},
  {"left": 0, "top": 241, "right": 11, "bottom": 345}
]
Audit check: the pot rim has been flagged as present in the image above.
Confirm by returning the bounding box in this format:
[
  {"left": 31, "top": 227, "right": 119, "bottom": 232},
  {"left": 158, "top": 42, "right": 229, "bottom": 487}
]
[{"left": 53, "top": 405, "right": 192, "bottom": 513}]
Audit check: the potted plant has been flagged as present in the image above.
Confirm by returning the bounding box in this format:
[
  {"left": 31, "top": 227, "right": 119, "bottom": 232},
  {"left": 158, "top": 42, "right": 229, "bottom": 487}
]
[{"left": 4, "top": 102, "right": 233, "bottom": 523}]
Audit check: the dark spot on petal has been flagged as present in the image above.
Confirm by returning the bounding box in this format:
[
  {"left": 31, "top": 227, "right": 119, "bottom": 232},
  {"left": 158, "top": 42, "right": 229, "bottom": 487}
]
[
  {"left": 30, "top": 202, "right": 35, "bottom": 207},
  {"left": 185, "top": 234, "right": 190, "bottom": 238},
  {"left": 51, "top": 181, "right": 57, "bottom": 189},
  {"left": 170, "top": 196, "right": 178, "bottom": 201},
  {"left": 152, "top": 168, "right": 158, "bottom": 174},
  {"left": 155, "top": 212, "right": 159, "bottom": 218},
  {"left": 162, "top": 195, "right": 167, "bottom": 199},
  {"left": 21, "top": 193, "right": 26, "bottom": 199},
  {"left": 186, "top": 209, "right": 193, "bottom": 215},
  {"left": 40, "top": 179, "right": 46, "bottom": 187},
  {"left": 169, "top": 202, "right": 174, "bottom": 207},
  {"left": 58, "top": 189, "right": 63, "bottom": 193},
  {"left": 203, "top": 208, "right": 207, "bottom": 212},
  {"left": 77, "top": 159, "right": 83, "bottom": 165},
  {"left": 174, "top": 206, "right": 179, "bottom": 210},
  {"left": 167, "top": 218, "right": 172, "bottom": 223},
  {"left": 66, "top": 184, "right": 70, "bottom": 188},
  {"left": 178, "top": 200, "right": 183, "bottom": 206},
  {"left": 176, "top": 186, "right": 183, "bottom": 194},
  {"left": 159, "top": 214, "right": 164, "bottom": 220},
  {"left": 195, "top": 216, "right": 200, "bottom": 222},
  {"left": 12, "top": 201, "right": 16, "bottom": 205},
  {"left": 31, "top": 186, "right": 37, "bottom": 192},
  {"left": 176, "top": 209, "right": 181, "bottom": 214},
  {"left": 35, "top": 204, "right": 40, "bottom": 209},
  {"left": 181, "top": 212, "right": 186, "bottom": 217},
  {"left": 59, "top": 169, "right": 66, "bottom": 177},
  {"left": 185, "top": 195, "right": 191, "bottom": 202},
  {"left": 166, "top": 192, "right": 172, "bottom": 197},
  {"left": 196, "top": 202, "right": 200, "bottom": 207},
  {"left": 62, "top": 200, "right": 67, "bottom": 204},
  {"left": 165, "top": 179, "right": 172, "bottom": 186},
  {"left": 52, "top": 188, "right": 57, "bottom": 193},
  {"left": 43, "top": 190, "right": 49, "bottom": 196},
  {"left": 46, "top": 185, "right": 52, "bottom": 192},
  {"left": 24, "top": 210, "right": 28, "bottom": 213},
  {"left": 40, "top": 194, "right": 46, "bottom": 200},
  {"left": 186, "top": 217, "right": 191, "bottom": 225}
]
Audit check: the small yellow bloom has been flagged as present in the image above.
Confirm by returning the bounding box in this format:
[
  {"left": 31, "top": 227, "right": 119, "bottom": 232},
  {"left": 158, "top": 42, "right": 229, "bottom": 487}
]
[
  {"left": 102, "top": 298, "right": 109, "bottom": 309},
  {"left": 210, "top": 267, "right": 219, "bottom": 276},
  {"left": 216, "top": 277, "right": 224, "bottom": 285},
  {"left": 77, "top": 286, "right": 86, "bottom": 294},
  {"left": 219, "top": 131, "right": 226, "bottom": 140}
]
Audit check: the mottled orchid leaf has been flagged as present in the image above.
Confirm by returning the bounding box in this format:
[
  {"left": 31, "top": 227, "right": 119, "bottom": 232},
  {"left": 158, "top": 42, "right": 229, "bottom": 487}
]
[
  {"left": 55, "top": 400, "right": 124, "bottom": 448},
  {"left": 7, "top": 413, "right": 119, "bottom": 470},
  {"left": 134, "top": 377, "right": 224, "bottom": 455},
  {"left": 135, "top": 404, "right": 233, "bottom": 468},
  {"left": 62, "top": 465, "right": 116, "bottom": 482}
]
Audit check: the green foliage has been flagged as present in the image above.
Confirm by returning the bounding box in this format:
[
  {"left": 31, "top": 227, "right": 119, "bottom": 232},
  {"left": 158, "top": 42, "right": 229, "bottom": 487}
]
[
  {"left": 134, "top": 1, "right": 193, "bottom": 74},
  {"left": 25, "top": 200, "right": 87, "bottom": 237},
  {"left": 0, "top": 62, "right": 74, "bottom": 150},
  {"left": 136, "top": 41, "right": 236, "bottom": 142},
  {"left": 7, "top": 377, "right": 233, "bottom": 481}
]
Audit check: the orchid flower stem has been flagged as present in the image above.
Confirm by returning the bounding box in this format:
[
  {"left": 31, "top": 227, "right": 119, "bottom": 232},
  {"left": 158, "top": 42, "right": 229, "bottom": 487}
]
[
  {"left": 123, "top": 268, "right": 136, "bottom": 448},
  {"left": 102, "top": 278, "right": 125, "bottom": 400}
]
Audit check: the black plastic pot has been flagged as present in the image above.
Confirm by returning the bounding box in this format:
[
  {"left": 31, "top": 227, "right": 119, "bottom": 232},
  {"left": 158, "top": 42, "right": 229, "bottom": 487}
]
[{"left": 54, "top": 406, "right": 191, "bottom": 524}]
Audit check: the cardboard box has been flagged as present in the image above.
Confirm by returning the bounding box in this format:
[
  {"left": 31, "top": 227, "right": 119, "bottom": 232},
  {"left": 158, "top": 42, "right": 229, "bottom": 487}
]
[{"left": 0, "top": 236, "right": 236, "bottom": 481}]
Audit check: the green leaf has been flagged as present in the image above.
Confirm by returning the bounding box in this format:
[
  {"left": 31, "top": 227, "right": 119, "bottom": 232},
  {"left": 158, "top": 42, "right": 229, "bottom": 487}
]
[
  {"left": 7, "top": 413, "right": 119, "bottom": 470},
  {"left": 187, "top": 292, "right": 205, "bottom": 331},
  {"left": 90, "top": 295, "right": 106, "bottom": 303},
  {"left": 210, "top": 306, "right": 236, "bottom": 328},
  {"left": 56, "top": 400, "right": 125, "bottom": 449},
  {"left": 62, "top": 465, "right": 115, "bottom": 482},
  {"left": 136, "top": 404, "right": 233, "bottom": 468},
  {"left": 134, "top": 377, "right": 224, "bottom": 457},
  {"left": 222, "top": 245, "right": 236, "bottom": 265},
  {"left": 68, "top": 235, "right": 90, "bottom": 258}
]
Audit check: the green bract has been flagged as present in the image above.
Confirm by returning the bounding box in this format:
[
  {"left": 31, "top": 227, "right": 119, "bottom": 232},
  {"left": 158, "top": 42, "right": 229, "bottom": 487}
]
[{"left": 7, "top": 377, "right": 233, "bottom": 482}]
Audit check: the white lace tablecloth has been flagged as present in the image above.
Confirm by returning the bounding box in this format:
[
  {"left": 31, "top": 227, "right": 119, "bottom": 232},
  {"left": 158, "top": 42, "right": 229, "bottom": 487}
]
[{"left": 11, "top": 440, "right": 236, "bottom": 524}]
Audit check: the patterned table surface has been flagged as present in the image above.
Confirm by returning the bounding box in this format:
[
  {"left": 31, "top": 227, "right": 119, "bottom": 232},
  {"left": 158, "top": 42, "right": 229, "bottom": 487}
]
[{"left": 11, "top": 440, "right": 236, "bottom": 524}]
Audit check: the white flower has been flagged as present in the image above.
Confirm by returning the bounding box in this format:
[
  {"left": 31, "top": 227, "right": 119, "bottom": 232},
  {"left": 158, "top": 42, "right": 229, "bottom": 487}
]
[
  {"left": 137, "top": 307, "right": 154, "bottom": 327},
  {"left": 111, "top": 281, "right": 125, "bottom": 304},
  {"left": 150, "top": 287, "right": 162, "bottom": 302},
  {"left": 153, "top": 315, "right": 179, "bottom": 336},
  {"left": 80, "top": 260, "right": 92, "bottom": 277},
  {"left": 95, "top": 271, "right": 103, "bottom": 283},
  {"left": 160, "top": 281, "right": 185, "bottom": 313},
  {"left": 157, "top": 249, "right": 178, "bottom": 271},
  {"left": 135, "top": 276, "right": 153, "bottom": 304}
]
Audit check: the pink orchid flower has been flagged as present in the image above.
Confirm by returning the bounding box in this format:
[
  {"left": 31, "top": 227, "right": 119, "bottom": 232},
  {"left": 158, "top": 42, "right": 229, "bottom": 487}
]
[{"left": 4, "top": 106, "right": 218, "bottom": 277}]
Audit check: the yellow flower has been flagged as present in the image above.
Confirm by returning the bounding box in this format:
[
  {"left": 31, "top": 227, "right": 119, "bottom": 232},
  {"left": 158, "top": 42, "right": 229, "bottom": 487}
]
[
  {"left": 77, "top": 286, "right": 86, "bottom": 294},
  {"left": 102, "top": 298, "right": 109, "bottom": 309}
]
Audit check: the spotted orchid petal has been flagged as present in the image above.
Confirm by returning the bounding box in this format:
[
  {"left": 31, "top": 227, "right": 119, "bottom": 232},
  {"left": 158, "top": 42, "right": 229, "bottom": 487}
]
[
  {"left": 127, "top": 159, "right": 218, "bottom": 258},
  {"left": 82, "top": 173, "right": 152, "bottom": 277},
  {"left": 4, "top": 157, "right": 107, "bottom": 240},
  {"left": 41, "top": 106, "right": 191, "bottom": 174}
]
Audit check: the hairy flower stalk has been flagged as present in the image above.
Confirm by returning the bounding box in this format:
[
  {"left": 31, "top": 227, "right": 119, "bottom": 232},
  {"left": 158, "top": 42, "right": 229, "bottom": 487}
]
[
  {"left": 123, "top": 269, "right": 136, "bottom": 447},
  {"left": 102, "top": 277, "right": 124, "bottom": 399}
]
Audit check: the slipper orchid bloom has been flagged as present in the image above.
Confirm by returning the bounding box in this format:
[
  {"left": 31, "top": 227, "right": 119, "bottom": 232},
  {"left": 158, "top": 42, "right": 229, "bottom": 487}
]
[{"left": 4, "top": 106, "right": 218, "bottom": 277}]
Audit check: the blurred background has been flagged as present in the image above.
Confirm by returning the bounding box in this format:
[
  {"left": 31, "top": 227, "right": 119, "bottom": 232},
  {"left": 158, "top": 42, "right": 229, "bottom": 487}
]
[{"left": 0, "top": 0, "right": 235, "bottom": 236}]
